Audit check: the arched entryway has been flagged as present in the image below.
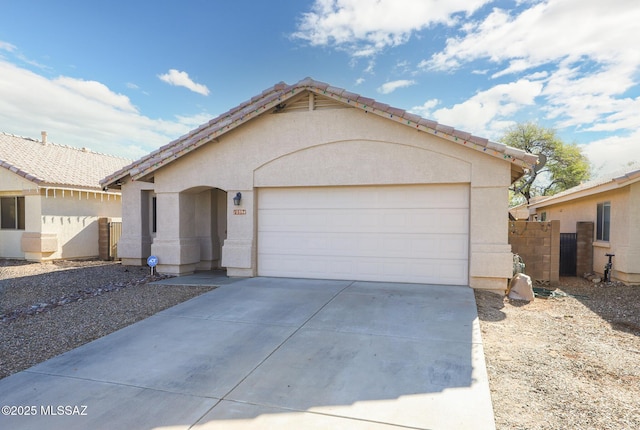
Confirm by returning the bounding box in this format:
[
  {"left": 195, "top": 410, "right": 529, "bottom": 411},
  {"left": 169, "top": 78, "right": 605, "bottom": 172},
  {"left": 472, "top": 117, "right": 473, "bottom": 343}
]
[
  {"left": 150, "top": 186, "right": 228, "bottom": 274},
  {"left": 185, "top": 186, "right": 228, "bottom": 271}
]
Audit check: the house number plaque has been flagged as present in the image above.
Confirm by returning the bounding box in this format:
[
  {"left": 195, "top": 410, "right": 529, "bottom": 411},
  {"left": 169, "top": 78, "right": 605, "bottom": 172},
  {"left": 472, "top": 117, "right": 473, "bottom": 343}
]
[{"left": 233, "top": 209, "right": 246, "bottom": 215}]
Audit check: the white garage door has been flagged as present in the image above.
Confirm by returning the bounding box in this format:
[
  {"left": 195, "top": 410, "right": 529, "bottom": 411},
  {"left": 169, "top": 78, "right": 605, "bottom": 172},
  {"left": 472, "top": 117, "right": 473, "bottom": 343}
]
[{"left": 257, "top": 185, "right": 469, "bottom": 285}]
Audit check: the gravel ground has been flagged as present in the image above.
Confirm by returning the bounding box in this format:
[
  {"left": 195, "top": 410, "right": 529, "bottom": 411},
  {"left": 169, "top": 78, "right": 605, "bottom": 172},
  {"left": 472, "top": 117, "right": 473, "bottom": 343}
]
[
  {"left": 476, "top": 278, "right": 640, "bottom": 430},
  {"left": 1, "top": 261, "right": 638, "bottom": 429},
  {"left": 0, "top": 260, "right": 213, "bottom": 379}
]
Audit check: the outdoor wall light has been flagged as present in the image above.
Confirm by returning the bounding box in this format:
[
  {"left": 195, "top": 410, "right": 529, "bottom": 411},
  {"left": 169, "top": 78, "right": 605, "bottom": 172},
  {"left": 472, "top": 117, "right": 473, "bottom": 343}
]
[{"left": 233, "top": 192, "right": 242, "bottom": 206}]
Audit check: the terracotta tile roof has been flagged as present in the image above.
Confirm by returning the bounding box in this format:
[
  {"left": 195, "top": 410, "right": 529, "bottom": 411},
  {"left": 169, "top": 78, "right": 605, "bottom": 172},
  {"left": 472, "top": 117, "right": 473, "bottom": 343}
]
[
  {"left": 530, "top": 167, "right": 640, "bottom": 208},
  {"left": 102, "top": 77, "right": 539, "bottom": 188},
  {"left": 0, "top": 132, "right": 131, "bottom": 191}
]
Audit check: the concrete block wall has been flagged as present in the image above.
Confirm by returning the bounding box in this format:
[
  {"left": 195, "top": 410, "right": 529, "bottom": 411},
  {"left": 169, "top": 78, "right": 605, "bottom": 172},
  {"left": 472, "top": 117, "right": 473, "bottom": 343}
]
[
  {"left": 576, "top": 222, "right": 594, "bottom": 276},
  {"left": 508, "top": 220, "right": 560, "bottom": 285},
  {"left": 98, "top": 217, "right": 122, "bottom": 261},
  {"left": 98, "top": 218, "right": 109, "bottom": 261}
]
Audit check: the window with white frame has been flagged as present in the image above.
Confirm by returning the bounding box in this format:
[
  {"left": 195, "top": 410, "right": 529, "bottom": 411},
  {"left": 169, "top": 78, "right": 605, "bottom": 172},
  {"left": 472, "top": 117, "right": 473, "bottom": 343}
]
[
  {"left": 0, "top": 196, "right": 25, "bottom": 230},
  {"left": 596, "top": 201, "right": 610, "bottom": 241}
]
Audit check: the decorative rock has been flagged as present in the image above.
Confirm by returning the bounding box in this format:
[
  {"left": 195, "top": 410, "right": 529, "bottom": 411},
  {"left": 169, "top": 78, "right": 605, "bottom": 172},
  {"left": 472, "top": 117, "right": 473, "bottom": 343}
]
[
  {"left": 2, "top": 271, "right": 174, "bottom": 323},
  {"left": 508, "top": 273, "right": 535, "bottom": 301}
]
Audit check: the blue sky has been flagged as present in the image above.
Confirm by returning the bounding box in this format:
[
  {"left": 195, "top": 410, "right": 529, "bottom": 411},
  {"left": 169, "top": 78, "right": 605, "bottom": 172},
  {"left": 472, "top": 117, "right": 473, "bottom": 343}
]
[{"left": 1, "top": 0, "right": 638, "bottom": 176}]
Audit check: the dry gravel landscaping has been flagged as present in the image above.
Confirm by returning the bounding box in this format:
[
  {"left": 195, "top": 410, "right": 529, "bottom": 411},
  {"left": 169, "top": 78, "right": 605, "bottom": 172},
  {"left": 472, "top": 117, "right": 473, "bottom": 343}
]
[
  {"left": 1, "top": 260, "right": 639, "bottom": 429},
  {"left": 0, "top": 260, "right": 213, "bottom": 379},
  {"left": 476, "top": 278, "right": 640, "bottom": 430}
]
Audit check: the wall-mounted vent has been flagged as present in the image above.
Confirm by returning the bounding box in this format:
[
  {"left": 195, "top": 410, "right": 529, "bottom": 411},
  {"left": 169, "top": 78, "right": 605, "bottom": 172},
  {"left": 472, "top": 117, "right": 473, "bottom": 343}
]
[{"left": 273, "top": 92, "right": 350, "bottom": 113}]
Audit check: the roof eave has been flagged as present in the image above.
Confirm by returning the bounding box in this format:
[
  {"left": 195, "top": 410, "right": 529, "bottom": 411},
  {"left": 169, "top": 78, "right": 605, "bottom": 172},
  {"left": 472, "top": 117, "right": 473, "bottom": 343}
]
[
  {"left": 510, "top": 164, "right": 528, "bottom": 184},
  {"left": 0, "top": 160, "right": 45, "bottom": 185},
  {"left": 113, "top": 78, "right": 539, "bottom": 183},
  {"left": 100, "top": 172, "right": 132, "bottom": 191},
  {"left": 529, "top": 175, "right": 640, "bottom": 209}
]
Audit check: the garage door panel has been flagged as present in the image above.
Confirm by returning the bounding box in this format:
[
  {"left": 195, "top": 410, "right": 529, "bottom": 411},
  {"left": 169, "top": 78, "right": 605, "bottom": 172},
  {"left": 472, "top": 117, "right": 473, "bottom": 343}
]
[
  {"left": 258, "top": 185, "right": 469, "bottom": 209},
  {"left": 258, "top": 185, "right": 469, "bottom": 285},
  {"left": 260, "top": 208, "right": 468, "bottom": 234},
  {"left": 259, "top": 231, "right": 467, "bottom": 259},
  {"left": 410, "top": 235, "right": 468, "bottom": 258},
  {"left": 259, "top": 255, "right": 468, "bottom": 285}
]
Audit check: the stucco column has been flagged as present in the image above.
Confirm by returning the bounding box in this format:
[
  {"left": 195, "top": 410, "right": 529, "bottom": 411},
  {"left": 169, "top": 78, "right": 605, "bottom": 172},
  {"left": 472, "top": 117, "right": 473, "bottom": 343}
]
[
  {"left": 222, "top": 190, "right": 256, "bottom": 277},
  {"left": 22, "top": 192, "right": 58, "bottom": 261},
  {"left": 152, "top": 191, "right": 201, "bottom": 275},
  {"left": 469, "top": 186, "right": 513, "bottom": 291},
  {"left": 614, "top": 182, "right": 640, "bottom": 284},
  {"left": 117, "top": 181, "right": 153, "bottom": 266}
]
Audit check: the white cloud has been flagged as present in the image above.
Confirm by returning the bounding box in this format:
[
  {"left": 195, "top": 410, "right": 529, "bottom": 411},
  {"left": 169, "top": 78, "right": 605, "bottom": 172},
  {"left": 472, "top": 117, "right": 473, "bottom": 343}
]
[
  {"left": 581, "top": 131, "right": 640, "bottom": 176},
  {"left": 418, "top": 0, "right": 640, "bottom": 167},
  {"left": 409, "top": 98, "right": 439, "bottom": 118},
  {"left": 424, "top": 1, "right": 640, "bottom": 75},
  {"left": 363, "top": 59, "right": 376, "bottom": 74},
  {"left": 426, "top": 79, "right": 543, "bottom": 137},
  {"left": 54, "top": 76, "right": 139, "bottom": 113},
  {"left": 377, "top": 79, "right": 416, "bottom": 94},
  {"left": 0, "top": 60, "right": 210, "bottom": 159},
  {"left": 541, "top": 62, "right": 639, "bottom": 131},
  {"left": 0, "top": 39, "right": 49, "bottom": 70},
  {"left": 0, "top": 41, "right": 17, "bottom": 52},
  {"left": 525, "top": 71, "right": 548, "bottom": 80},
  {"left": 292, "top": 0, "right": 492, "bottom": 56},
  {"left": 583, "top": 96, "right": 640, "bottom": 132},
  {"left": 158, "top": 69, "right": 210, "bottom": 96},
  {"left": 174, "top": 112, "right": 217, "bottom": 129}
]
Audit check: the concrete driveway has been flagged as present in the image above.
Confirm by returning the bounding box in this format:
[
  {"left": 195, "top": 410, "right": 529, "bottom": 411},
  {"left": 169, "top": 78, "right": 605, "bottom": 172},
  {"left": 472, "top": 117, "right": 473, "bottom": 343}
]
[{"left": 0, "top": 276, "right": 495, "bottom": 429}]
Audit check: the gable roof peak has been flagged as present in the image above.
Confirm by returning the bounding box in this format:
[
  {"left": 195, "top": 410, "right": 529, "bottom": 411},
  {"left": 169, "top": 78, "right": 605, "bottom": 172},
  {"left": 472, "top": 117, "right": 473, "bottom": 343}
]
[
  {"left": 273, "top": 81, "right": 288, "bottom": 91},
  {"left": 101, "top": 78, "right": 539, "bottom": 188}
]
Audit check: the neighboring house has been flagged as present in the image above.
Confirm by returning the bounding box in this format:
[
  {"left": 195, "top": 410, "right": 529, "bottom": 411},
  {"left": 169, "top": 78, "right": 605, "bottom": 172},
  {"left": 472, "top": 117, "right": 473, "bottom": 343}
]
[
  {"left": 508, "top": 202, "right": 530, "bottom": 220},
  {"left": 509, "top": 196, "right": 548, "bottom": 220},
  {"left": 528, "top": 168, "right": 640, "bottom": 285},
  {"left": 0, "top": 132, "right": 130, "bottom": 261},
  {"left": 102, "top": 78, "right": 538, "bottom": 291}
]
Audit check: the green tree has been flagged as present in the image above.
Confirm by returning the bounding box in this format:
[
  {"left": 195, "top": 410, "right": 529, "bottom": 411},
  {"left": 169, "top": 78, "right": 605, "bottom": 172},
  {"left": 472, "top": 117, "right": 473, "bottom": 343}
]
[{"left": 500, "top": 122, "right": 591, "bottom": 205}]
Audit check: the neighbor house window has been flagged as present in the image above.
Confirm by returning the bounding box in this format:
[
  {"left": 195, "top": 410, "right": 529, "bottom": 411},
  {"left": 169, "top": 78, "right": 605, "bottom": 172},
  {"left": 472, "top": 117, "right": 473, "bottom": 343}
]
[
  {"left": 540, "top": 212, "right": 547, "bottom": 221},
  {"left": 596, "top": 202, "right": 610, "bottom": 241},
  {"left": 0, "top": 196, "right": 25, "bottom": 230}
]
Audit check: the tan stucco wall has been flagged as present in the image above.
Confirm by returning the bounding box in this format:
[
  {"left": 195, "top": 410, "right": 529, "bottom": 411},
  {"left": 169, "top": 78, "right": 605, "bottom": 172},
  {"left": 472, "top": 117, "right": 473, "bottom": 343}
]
[
  {"left": 0, "top": 168, "right": 38, "bottom": 193},
  {"left": 534, "top": 183, "right": 640, "bottom": 284},
  {"left": 0, "top": 167, "right": 122, "bottom": 261},
  {"left": 0, "top": 230, "right": 23, "bottom": 258},
  {"left": 120, "top": 105, "right": 515, "bottom": 289},
  {"left": 23, "top": 190, "right": 122, "bottom": 261},
  {"left": 119, "top": 180, "right": 155, "bottom": 266},
  {"left": 0, "top": 169, "right": 35, "bottom": 258}
]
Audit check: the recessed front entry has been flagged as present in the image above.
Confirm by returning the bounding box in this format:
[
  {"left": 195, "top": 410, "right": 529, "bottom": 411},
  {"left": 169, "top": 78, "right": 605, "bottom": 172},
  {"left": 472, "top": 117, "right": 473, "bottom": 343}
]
[{"left": 257, "top": 184, "right": 469, "bottom": 284}]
